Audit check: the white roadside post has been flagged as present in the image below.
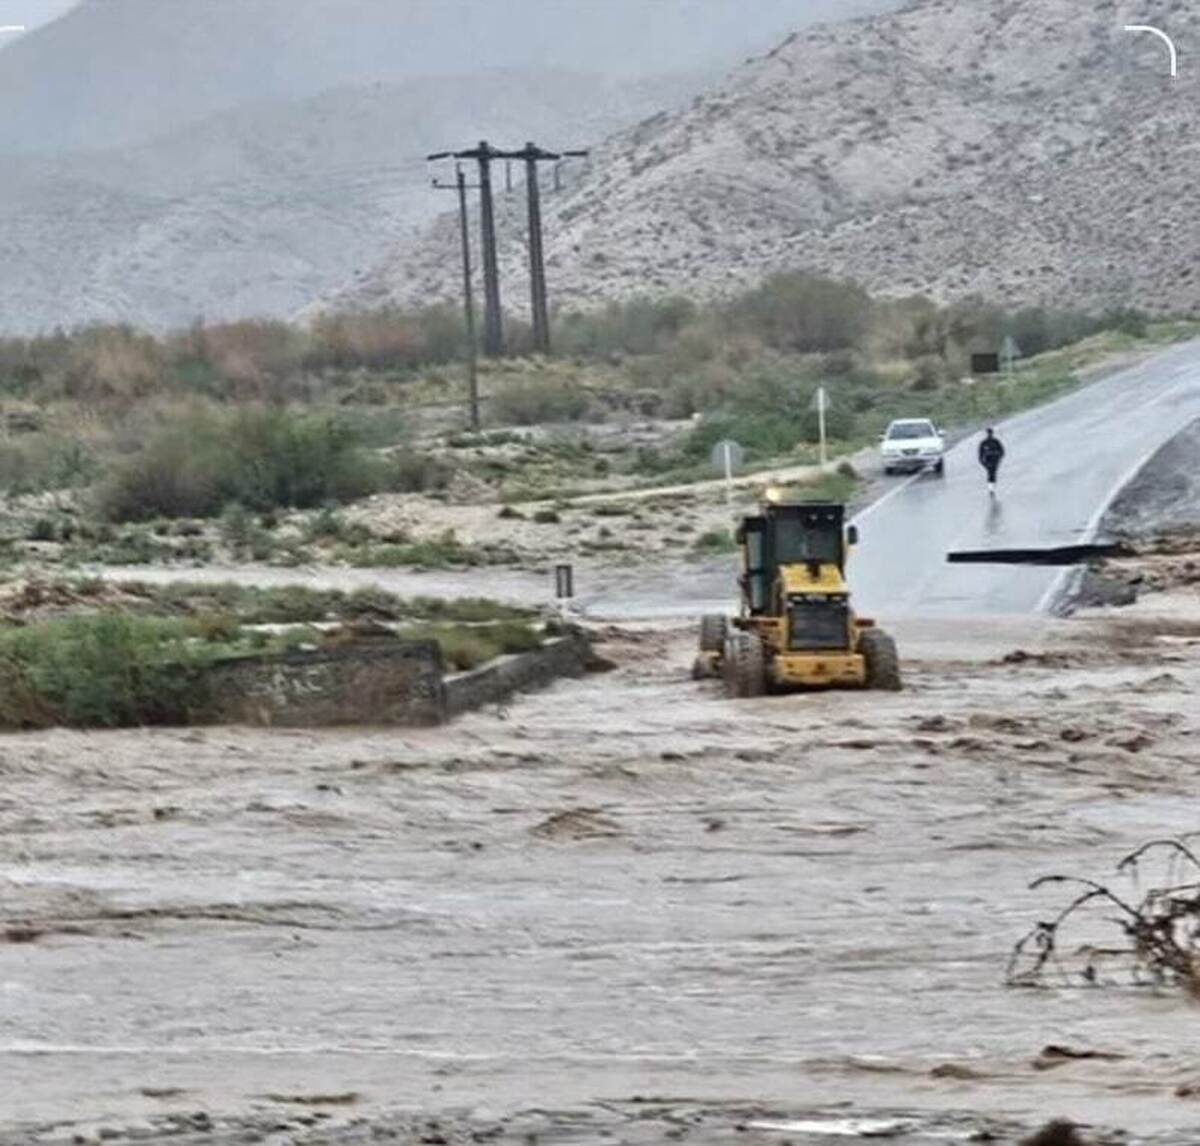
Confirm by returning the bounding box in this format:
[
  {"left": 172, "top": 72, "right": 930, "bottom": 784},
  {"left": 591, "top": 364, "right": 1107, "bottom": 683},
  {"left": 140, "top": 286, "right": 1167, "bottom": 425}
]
[
  {"left": 817, "top": 386, "right": 828, "bottom": 468},
  {"left": 553, "top": 563, "right": 574, "bottom": 623},
  {"left": 710, "top": 439, "right": 744, "bottom": 512},
  {"left": 1001, "top": 335, "right": 1020, "bottom": 378}
]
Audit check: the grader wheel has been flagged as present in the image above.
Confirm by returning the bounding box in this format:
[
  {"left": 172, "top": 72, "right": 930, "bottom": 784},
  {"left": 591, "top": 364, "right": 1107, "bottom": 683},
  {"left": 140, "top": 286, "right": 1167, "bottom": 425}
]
[
  {"left": 861, "top": 628, "right": 902, "bottom": 691},
  {"left": 724, "top": 632, "right": 766, "bottom": 698},
  {"left": 699, "top": 613, "right": 728, "bottom": 653}
]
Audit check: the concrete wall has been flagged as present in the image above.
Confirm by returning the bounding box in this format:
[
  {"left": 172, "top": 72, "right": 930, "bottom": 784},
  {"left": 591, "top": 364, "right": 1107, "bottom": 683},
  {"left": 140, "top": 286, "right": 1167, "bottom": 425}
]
[
  {"left": 201, "top": 637, "right": 446, "bottom": 727},
  {"left": 445, "top": 633, "right": 591, "bottom": 717},
  {"left": 197, "top": 632, "right": 591, "bottom": 727}
]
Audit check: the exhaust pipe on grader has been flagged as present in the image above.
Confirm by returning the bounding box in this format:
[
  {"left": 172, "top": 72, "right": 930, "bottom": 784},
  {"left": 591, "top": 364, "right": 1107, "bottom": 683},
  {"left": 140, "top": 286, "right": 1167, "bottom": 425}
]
[{"left": 694, "top": 498, "right": 901, "bottom": 697}]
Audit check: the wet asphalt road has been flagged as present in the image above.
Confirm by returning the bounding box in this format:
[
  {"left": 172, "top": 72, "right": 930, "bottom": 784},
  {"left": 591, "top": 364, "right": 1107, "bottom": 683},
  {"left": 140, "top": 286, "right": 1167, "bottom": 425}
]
[
  {"left": 571, "top": 339, "right": 1200, "bottom": 623},
  {"left": 851, "top": 340, "right": 1200, "bottom": 618}
]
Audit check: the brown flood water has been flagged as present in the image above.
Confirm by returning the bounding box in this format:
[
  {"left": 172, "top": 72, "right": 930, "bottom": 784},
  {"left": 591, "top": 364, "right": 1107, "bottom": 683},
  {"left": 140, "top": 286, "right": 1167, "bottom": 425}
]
[{"left": 2, "top": 611, "right": 1199, "bottom": 1143}]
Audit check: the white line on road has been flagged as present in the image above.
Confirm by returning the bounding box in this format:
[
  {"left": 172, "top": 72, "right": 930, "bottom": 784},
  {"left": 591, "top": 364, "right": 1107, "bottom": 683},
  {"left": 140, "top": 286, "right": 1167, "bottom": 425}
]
[{"left": 849, "top": 470, "right": 923, "bottom": 526}]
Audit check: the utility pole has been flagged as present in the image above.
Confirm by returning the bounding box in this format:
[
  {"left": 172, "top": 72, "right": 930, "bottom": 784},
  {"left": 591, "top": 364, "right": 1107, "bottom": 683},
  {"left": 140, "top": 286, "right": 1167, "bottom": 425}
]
[
  {"left": 428, "top": 140, "right": 506, "bottom": 356},
  {"left": 499, "top": 142, "right": 589, "bottom": 354},
  {"left": 431, "top": 163, "right": 480, "bottom": 431}
]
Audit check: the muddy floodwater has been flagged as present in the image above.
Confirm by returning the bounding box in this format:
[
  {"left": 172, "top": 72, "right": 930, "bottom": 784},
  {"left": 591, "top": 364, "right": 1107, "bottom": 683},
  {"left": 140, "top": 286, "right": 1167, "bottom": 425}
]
[{"left": 3, "top": 609, "right": 1200, "bottom": 1144}]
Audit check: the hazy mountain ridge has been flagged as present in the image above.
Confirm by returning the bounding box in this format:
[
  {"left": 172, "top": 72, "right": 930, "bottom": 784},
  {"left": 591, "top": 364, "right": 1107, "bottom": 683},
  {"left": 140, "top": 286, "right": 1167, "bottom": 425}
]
[
  {"left": 337, "top": 0, "right": 1200, "bottom": 319},
  {"left": 0, "top": 0, "right": 912, "bottom": 334},
  {"left": 0, "top": 69, "right": 704, "bottom": 332}
]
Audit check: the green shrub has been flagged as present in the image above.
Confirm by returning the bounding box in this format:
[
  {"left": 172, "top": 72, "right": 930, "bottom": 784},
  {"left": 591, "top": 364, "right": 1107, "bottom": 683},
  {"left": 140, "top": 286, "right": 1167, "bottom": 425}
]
[
  {"left": 403, "top": 595, "right": 532, "bottom": 623},
  {"left": 344, "top": 530, "right": 510, "bottom": 569},
  {"left": 692, "top": 528, "right": 737, "bottom": 555},
  {"left": 64, "top": 527, "right": 173, "bottom": 566},
  {"left": 0, "top": 434, "right": 98, "bottom": 496},
  {"left": 304, "top": 506, "right": 371, "bottom": 547},
  {"left": 96, "top": 406, "right": 379, "bottom": 521},
  {"left": 0, "top": 615, "right": 215, "bottom": 729},
  {"left": 187, "top": 611, "right": 241, "bottom": 644},
  {"left": 1101, "top": 307, "right": 1149, "bottom": 339},
  {"left": 728, "top": 272, "right": 872, "bottom": 353},
  {"left": 218, "top": 502, "right": 277, "bottom": 560},
  {"left": 556, "top": 296, "right": 697, "bottom": 357},
  {"left": 491, "top": 378, "right": 589, "bottom": 425},
  {"left": 382, "top": 450, "right": 452, "bottom": 493},
  {"left": 408, "top": 620, "right": 543, "bottom": 671}
]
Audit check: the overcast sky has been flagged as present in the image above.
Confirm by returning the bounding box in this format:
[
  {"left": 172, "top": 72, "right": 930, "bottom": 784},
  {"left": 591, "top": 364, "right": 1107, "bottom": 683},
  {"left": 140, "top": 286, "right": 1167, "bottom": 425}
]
[
  {"left": 0, "top": 0, "right": 76, "bottom": 34},
  {"left": 0, "top": 0, "right": 907, "bottom": 152},
  {"left": 0, "top": 1, "right": 902, "bottom": 69},
  {"left": 422, "top": 0, "right": 905, "bottom": 75}
]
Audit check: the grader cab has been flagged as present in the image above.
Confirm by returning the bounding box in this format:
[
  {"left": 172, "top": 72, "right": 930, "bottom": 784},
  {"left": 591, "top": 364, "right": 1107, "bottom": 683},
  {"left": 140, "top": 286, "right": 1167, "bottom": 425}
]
[{"left": 694, "top": 500, "right": 901, "bottom": 697}]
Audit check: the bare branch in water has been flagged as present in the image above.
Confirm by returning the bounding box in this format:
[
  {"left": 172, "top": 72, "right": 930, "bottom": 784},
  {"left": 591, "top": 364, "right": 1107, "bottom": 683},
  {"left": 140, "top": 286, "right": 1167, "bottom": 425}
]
[{"left": 1008, "top": 838, "right": 1200, "bottom": 992}]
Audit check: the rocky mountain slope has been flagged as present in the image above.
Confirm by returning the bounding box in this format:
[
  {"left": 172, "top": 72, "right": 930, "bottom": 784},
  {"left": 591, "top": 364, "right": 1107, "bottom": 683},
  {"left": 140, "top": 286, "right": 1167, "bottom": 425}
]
[{"left": 339, "top": 0, "right": 1200, "bottom": 318}]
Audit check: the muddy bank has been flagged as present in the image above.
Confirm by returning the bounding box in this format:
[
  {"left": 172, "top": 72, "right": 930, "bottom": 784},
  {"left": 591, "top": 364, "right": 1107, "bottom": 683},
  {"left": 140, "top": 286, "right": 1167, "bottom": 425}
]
[
  {"left": 1103, "top": 417, "right": 1200, "bottom": 537},
  {"left": 1056, "top": 417, "right": 1200, "bottom": 612}
]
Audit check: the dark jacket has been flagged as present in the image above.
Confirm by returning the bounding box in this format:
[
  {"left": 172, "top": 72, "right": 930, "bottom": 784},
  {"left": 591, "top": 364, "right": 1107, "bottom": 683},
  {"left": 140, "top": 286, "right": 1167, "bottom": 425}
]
[{"left": 978, "top": 436, "right": 1005, "bottom": 468}]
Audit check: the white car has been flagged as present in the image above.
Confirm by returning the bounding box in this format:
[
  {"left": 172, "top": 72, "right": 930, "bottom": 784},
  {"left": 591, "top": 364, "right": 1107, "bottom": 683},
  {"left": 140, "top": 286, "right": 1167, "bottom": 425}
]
[{"left": 880, "top": 418, "right": 945, "bottom": 476}]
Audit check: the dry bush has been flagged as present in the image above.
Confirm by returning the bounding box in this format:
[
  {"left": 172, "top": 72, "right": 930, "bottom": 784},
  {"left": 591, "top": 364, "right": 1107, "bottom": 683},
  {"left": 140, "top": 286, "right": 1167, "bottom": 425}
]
[
  {"left": 1008, "top": 838, "right": 1200, "bottom": 993},
  {"left": 193, "top": 319, "right": 305, "bottom": 399},
  {"left": 62, "top": 325, "right": 164, "bottom": 405},
  {"left": 308, "top": 309, "right": 427, "bottom": 371},
  {"left": 306, "top": 305, "right": 464, "bottom": 371}
]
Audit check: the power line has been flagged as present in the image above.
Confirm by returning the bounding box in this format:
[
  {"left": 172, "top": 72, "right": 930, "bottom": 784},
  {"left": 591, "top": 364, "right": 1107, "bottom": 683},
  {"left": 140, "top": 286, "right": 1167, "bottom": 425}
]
[{"left": 429, "top": 139, "right": 589, "bottom": 358}]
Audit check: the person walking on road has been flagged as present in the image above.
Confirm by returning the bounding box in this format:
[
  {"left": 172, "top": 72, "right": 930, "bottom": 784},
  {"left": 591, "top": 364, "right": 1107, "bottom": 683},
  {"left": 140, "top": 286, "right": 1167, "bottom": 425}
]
[{"left": 978, "top": 428, "right": 1005, "bottom": 496}]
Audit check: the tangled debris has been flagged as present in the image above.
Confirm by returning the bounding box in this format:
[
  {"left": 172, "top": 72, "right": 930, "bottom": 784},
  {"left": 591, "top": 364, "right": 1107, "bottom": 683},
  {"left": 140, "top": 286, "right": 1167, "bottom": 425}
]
[{"left": 1007, "top": 838, "right": 1200, "bottom": 992}]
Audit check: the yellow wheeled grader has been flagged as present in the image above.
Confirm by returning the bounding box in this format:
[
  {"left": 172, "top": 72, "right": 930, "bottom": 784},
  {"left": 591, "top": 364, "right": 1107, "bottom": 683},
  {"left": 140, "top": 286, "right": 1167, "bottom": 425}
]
[{"left": 694, "top": 499, "right": 901, "bottom": 696}]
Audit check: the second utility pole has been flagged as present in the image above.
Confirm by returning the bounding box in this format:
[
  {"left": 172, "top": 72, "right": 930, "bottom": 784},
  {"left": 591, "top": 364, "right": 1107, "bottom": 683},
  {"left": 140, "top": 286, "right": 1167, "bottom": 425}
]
[
  {"left": 502, "top": 142, "right": 589, "bottom": 354},
  {"left": 474, "top": 141, "right": 503, "bottom": 356}
]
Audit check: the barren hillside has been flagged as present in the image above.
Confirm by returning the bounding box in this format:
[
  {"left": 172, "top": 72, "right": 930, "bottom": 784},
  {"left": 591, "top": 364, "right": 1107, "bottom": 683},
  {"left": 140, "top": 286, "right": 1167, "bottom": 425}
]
[{"left": 338, "top": 0, "right": 1200, "bottom": 318}]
